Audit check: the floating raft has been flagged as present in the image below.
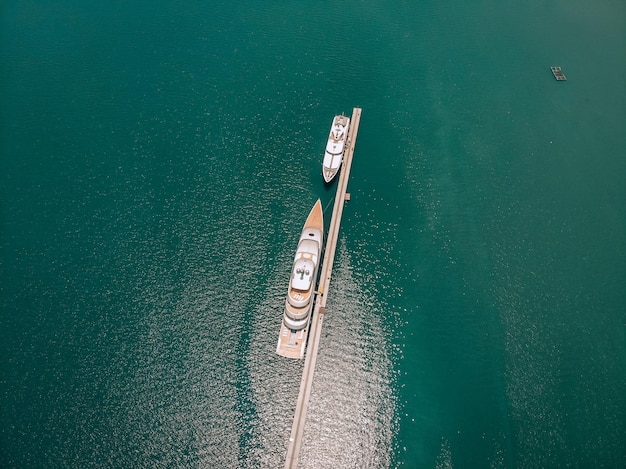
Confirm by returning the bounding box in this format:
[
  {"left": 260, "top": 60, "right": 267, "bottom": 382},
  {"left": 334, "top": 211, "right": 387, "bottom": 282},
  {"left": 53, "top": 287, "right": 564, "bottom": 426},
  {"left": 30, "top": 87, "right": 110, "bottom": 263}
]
[{"left": 551, "top": 66, "right": 567, "bottom": 81}]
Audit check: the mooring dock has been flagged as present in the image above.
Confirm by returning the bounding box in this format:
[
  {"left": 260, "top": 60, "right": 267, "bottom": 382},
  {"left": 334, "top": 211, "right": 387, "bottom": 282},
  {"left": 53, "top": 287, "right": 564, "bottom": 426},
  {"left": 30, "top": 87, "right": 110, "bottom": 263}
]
[{"left": 284, "top": 107, "right": 362, "bottom": 469}]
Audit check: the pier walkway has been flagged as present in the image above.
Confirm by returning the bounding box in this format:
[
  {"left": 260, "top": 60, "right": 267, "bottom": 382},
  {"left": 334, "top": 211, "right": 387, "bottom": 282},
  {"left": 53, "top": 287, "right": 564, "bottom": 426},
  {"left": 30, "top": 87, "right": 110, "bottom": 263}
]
[{"left": 284, "top": 107, "right": 362, "bottom": 469}]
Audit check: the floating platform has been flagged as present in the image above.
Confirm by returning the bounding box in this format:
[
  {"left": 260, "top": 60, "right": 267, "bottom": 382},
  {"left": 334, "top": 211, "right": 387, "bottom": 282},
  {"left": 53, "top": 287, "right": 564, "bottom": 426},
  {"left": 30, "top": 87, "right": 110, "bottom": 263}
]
[{"left": 551, "top": 66, "right": 567, "bottom": 81}]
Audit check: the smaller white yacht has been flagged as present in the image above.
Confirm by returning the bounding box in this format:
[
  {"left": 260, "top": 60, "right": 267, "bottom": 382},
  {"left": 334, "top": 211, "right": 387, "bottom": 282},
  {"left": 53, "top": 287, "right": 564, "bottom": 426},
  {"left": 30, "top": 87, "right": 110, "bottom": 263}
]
[
  {"left": 322, "top": 114, "right": 350, "bottom": 183},
  {"left": 276, "top": 199, "right": 324, "bottom": 358}
]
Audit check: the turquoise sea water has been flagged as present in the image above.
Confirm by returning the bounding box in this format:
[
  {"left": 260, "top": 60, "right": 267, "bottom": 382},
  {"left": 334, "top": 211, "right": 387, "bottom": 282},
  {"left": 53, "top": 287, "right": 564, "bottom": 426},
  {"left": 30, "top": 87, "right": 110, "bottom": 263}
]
[{"left": 1, "top": 1, "right": 625, "bottom": 467}]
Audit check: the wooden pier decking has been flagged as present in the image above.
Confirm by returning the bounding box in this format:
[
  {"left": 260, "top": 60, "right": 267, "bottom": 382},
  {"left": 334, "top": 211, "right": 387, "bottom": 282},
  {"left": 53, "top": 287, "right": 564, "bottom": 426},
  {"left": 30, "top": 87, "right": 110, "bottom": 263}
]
[
  {"left": 551, "top": 66, "right": 567, "bottom": 80},
  {"left": 284, "top": 107, "right": 362, "bottom": 469}
]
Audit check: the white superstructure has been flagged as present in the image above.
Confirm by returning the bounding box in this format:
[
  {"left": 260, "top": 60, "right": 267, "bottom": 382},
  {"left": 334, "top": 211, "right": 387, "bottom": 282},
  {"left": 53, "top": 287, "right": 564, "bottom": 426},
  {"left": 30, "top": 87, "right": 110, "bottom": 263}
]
[
  {"left": 277, "top": 200, "right": 324, "bottom": 358},
  {"left": 322, "top": 114, "right": 350, "bottom": 183}
]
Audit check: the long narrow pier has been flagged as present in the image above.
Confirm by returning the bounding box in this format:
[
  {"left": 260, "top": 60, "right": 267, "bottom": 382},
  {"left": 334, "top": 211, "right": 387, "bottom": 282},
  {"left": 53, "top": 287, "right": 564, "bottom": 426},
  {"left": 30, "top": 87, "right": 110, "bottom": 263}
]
[{"left": 284, "top": 107, "right": 362, "bottom": 469}]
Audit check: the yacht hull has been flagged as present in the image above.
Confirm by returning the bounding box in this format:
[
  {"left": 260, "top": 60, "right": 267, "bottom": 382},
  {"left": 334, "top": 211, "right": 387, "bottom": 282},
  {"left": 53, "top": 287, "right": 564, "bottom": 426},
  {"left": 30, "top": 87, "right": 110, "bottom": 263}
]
[
  {"left": 322, "top": 115, "right": 350, "bottom": 183},
  {"left": 276, "top": 200, "right": 324, "bottom": 358}
]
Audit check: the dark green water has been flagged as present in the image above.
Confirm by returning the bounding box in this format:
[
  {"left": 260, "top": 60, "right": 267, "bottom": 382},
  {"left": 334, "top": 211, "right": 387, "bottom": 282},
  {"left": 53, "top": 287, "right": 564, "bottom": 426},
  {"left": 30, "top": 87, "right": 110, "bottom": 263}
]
[{"left": 1, "top": 1, "right": 625, "bottom": 467}]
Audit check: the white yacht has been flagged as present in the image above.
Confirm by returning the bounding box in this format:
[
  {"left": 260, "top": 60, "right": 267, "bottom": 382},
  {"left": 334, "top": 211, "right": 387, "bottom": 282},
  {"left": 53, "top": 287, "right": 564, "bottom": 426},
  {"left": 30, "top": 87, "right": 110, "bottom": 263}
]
[
  {"left": 322, "top": 114, "right": 350, "bottom": 183},
  {"left": 276, "top": 199, "right": 324, "bottom": 358}
]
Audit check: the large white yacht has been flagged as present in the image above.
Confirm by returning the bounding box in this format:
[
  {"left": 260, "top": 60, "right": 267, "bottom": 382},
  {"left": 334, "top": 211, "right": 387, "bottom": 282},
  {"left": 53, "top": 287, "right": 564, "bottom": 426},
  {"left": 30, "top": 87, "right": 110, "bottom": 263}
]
[
  {"left": 276, "top": 199, "right": 324, "bottom": 358},
  {"left": 322, "top": 114, "right": 350, "bottom": 183}
]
